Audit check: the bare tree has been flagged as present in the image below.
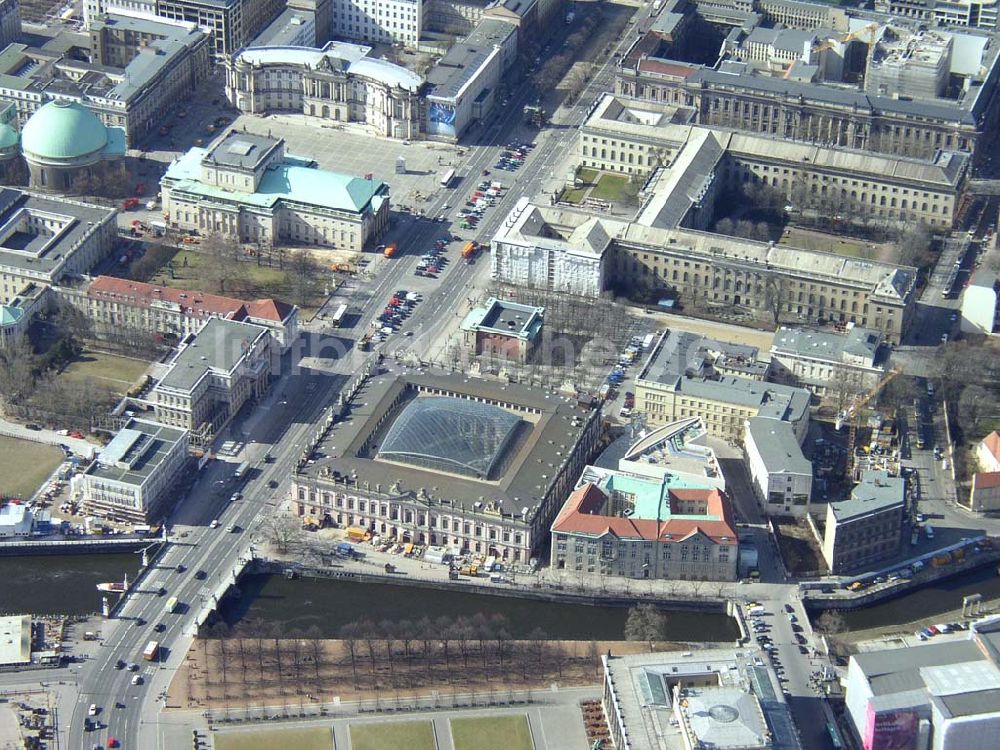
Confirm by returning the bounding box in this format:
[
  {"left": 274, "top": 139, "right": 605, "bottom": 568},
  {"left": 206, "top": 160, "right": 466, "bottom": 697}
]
[
  {"left": 624, "top": 604, "right": 667, "bottom": 646},
  {"left": 816, "top": 610, "right": 846, "bottom": 635},
  {"left": 763, "top": 276, "right": 784, "bottom": 326},
  {"left": 264, "top": 515, "right": 302, "bottom": 554},
  {"left": 340, "top": 622, "right": 361, "bottom": 686}
]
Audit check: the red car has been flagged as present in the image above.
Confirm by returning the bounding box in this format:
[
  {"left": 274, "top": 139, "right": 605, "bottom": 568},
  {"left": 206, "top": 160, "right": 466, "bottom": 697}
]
[{"left": 69, "top": 430, "right": 84, "bottom": 439}]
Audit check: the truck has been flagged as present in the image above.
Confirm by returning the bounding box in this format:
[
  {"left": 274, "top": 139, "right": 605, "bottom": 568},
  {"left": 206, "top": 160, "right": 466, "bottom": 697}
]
[
  {"left": 234, "top": 461, "right": 249, "bottom": 479},
  {"left": 143, "top": 640, "right": 160, "bottom": 661},
  {"left": 931, "top": 553, "right": 952, "bottom": 568},
  {"left": 165, "top": 596, "right": 179, "bottom": 614},
  {"left": 336, "top": 542, "right": 359, "bottom": 557},
  {"left": 384, "top": 243, "right": 398, "bottom": 258},
  {"left": 462, "top": 241, "right": 478, "bottom": 261},
  {"left": 483, "top": 555, "right": 497, "bottom": 572},
  {"left": 346, "top": 526, "right": 370, "bottom": 542}
]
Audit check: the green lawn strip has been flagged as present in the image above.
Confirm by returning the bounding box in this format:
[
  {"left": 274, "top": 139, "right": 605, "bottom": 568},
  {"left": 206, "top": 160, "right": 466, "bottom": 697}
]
[
  {"left": 450, "top": 715, "right": 534, "bottom": 750},
  {"left": 350, "top": 720, "right": 436, "bottom": 750},
  {"left": 213, "top": 727, "right": 332, "bottom": 750},
  {"left": 0, "top": 436, "right": 65, "bottom": 500}
]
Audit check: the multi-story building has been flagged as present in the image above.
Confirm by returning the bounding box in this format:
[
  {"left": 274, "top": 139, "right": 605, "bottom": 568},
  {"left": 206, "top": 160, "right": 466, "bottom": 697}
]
[
  {"left": 634, "top": 330, "right": 812, "bottom": 442},
  {"left": 490, "top": 200, "right": 919, "bottom": 343},
  {"left": 460, "top": 297, "right": 543, "bottom": 364},
  {"left": 845, "top": 616, "right": 1000, "bottom": 750},
  {"left": 603, "top": 648, "right": 799, "bottom": 750},
  {"left": 616, "top": 417, "right": 726, "bottom": 490},
  {"left": 490, "top": 197, "right": 612, "bottom": 296},
  {"left": 0, "top": 14, "right": 211, "bottom": 146},
  {"left": 150, "top": 317, "right": 273, "bottom": 445},
  {"left": 424, "top": 0, "right": 490, "bottom": 35},
  {"left": 424, "top": 18, "right": 517, "bottom": 141},
  {"left": 161, "top": 131, "right": 389, "bottom": 251},
  {"left": 0, "top": 188, "right": 118, "bottom": 306},
  {"left": 876, "top": 0, "right": 1000, "bottom": 29},
  {"left": 768, "top": 325, "right": 885, "bottom": 399},
  {"left": 226, "top": 42, "right": 425, "bottom": 140},
  {"left": 71, "top": 418, "right": 189, "bottom": 523},
  {"left": 550, "top": 467, "right": 738, "bottom": 581},
  {"left": 961, "top": 270, "right": 1000, "bottom": 335},
  {"left": 155, "top": 0, "right": 283, "bottom": 57},
  {"left": 580, "top": 94, "right": 970, "bottom": 229},
  {"left": 330, "top": 0, "right": 423, "bottom": 46},
  {"left": 0, "top": 0, "right": 18, "bottom": 50},
  {"left": 0, "top": 302, "right": 25, "bottom": 349},
  {"left": 744, "top": 416, "right": 812, "bottom": 517},
  {"left": 978, "top": 431, "right": 1000, "bottom": 473},
  {"left": 971, "top": 470, "right": 1000, "bottom": 512},
  {"left": 75, "top": 275, "right": 298, "bottom": 348},
  {"left": 822, "top": 469, "right": 906, "bottom": 573},
  {"left": 615, "top": 20, "right": 1000, "bottom": 160},
  {"left": 291, "top": 371, "right": 602, "bottom": 563}
]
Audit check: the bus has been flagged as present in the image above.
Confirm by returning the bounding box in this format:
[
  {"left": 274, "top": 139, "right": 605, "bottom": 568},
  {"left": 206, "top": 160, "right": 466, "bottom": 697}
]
[
  {"left": 440, "top": 168, "right": 456, "bottom": 188},
  {"left": 331, "top": 303, "right": 348, "bottom": 328},
  {"left": 143, "top": 640, "right": 160, "bottom": 661}
]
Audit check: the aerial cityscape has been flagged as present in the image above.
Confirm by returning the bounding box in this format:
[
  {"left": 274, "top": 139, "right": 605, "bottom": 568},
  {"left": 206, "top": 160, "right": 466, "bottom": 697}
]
[{"left": 0, "top": 0, "right": 999, "bottom": 747}]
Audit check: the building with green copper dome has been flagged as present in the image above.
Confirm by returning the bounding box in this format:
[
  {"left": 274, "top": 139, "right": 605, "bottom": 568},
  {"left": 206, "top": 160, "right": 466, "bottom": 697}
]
[
  {"left": 0, "top": 303, "right": 27, "bottom": 350},
  {"left": 21, "top": 101, "right": 126, "bottom": 192}
]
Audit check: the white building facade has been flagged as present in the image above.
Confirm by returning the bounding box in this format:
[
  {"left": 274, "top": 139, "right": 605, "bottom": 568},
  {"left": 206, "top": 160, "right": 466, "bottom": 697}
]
[
  {"left": 329, "top": 0, "right": 423, "bottom": 46},
  {"left": 744, "top": 417, "right": 812, "bottom": 517}
]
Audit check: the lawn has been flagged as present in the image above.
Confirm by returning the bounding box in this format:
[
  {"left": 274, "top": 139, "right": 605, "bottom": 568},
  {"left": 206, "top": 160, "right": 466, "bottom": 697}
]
[
  {"left": 350, "top": 720, "right": 436, "bottom": 750},
  {"left": 779, "top": 226, "right": 872, "bottom": 258},
  {"left": 0, "top": 436, "right": 64, "bottom": 500},
  {"left": 147, "top": 248, "right": 287, "bottom": 293},
  {"left": 561, "top": 187, "right": 587, "bottom": 204},
  {"left": 62, "top": 349, "right": 150, "bottom": 392},
  {"left": 591, "top": 173, "right": 631, "bottom": 202},
  {"left": 451, "top": 715, "right": 534, "bottom": 750},
  {"left": 577, "top": 167, "right": 599, "bottom": 185},
  {"left": 214, "top": 726, "right": 332, "bottom": 750}
]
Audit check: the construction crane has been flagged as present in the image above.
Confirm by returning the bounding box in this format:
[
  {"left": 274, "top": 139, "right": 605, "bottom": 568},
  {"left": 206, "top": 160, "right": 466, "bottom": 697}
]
[{"left": 837, "top": 368, "right": 901, "bottom": 478}]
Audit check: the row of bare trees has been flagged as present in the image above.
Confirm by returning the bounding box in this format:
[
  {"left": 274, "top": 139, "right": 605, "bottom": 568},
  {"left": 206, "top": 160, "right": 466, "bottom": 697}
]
[{"left": 193, "top": 614, "right": 603, "bottom": 708}]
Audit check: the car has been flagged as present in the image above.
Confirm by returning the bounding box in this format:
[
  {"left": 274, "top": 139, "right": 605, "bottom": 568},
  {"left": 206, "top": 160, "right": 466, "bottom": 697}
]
[
  {"left": 25, "top": 423, "right": 42, "bottom": 431},
  {"left": 227, "top": 524, "right": 239, "bottom": 533},
  {"left": 268, "top": 479, "right": 278, "bottom": 489},
  {"left": 131, "top": 675, "right": 143, "bottom": 686},
  {"left": 129, "top": 662, "right": 139, "bottom": 671},
  {"left": 784, "top": 604, "right": 794, "bottom": 613},
  {"left": 210, "top": 519, "right": 219, "bottom": 529},
  {"left": 115, "top": 660, "right": 125, "bottom": 670},
  {"left": 88, "top": 704, "right": 99, "bottom": 716},
  {"left": 196, "top": 570, "right": 207, "bottom": 580},
  {"left": 941, "top": 333, "right": 949, "bottom": 343},
  {"left": 229, "top": 492, "right": 242, "bottom": 502},
  {"left": 135, "top": 618, "right": 145, "bottom": 626},
  {"left": 154, "top": 623, "right": 165, "bottom": 633}
]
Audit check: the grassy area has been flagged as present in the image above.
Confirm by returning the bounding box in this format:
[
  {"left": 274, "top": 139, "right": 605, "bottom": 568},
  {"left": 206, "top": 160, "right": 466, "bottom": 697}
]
[
  {"left": 451, "top": 715, "right": 534, "bottom": 750},
  {"left": 577, "top": 167, "right": 599, "bottom": 185},
  {"left": 350, "top": 720, "right": 436, "bottom": 750},
  {"left": 62, "top": 349, "right": 150, "bottom": 392},
  {"left": 779, "top": 226, "right": 872, "bottom": 258},
  {"left": 591, "top": 173, "right": 630, "bottom": 202},
  {"left": 214, "top": 727, "right": 332, "bottom": 750},
  {"left": 0, "top": 436, "right": 65, "bottom": 500},
  {"left": 147, "top": 248, "right": 287, "bottom": 293},
  {"left": 561, "top": 187, "right": 588, "bottom": 204}
]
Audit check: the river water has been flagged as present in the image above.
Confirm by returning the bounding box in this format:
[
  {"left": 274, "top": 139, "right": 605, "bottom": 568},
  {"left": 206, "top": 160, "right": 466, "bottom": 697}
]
[
  {"left": 216, "top": 574, "right": 740, "bottom": 641},
  {"left": 7, "top": 552, "right": 998, "bottom": 639}
]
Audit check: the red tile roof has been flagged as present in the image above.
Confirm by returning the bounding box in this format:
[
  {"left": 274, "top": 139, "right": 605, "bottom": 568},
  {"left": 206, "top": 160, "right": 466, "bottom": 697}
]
[
  {"left": 552, "top": 483, "right": 737, "bottom": 545},
  {"left": 983, "top": 432, "right": 1000, "bottom": 462},
  {"left": 974, "top": 472, "right": 1000, "bottom": 490},
  {"left": 88, "top": 276, "right": 290, "bottom": 323},
  {"left": 638, "top": 59, "right": 697, "bottom": 79}
]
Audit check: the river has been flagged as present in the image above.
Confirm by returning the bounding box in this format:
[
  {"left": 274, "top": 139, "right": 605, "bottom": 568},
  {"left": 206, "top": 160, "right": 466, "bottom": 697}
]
[
  {"left": 217, "top": 574, "right": 740, "bottom": 641},
  {"left": 0, "top": 552, "right": 140, "bottom": 616}
]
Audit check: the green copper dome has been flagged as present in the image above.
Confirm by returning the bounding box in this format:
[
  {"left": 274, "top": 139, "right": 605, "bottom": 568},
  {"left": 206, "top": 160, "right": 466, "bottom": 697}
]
[{"left": 21, "top": 101, "right": 108, "bottom": 162}]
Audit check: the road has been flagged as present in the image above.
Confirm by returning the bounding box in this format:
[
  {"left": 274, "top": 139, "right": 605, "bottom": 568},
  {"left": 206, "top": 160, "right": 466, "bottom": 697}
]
[{"left": 63, "top": 21, "right": 639, "bottom": 748}]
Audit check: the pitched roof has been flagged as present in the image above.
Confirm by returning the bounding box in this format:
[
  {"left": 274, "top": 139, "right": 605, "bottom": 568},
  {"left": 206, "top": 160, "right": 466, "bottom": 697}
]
[
  {"left": 551, "top": 483, "right": 737, "bottom": 544},
  {"left": 974, "top": 472, "right": 1000, "bottom": 491},
  {"left": 983, "top": 432, "right": 1000, "bottom": 462},
  {"left": 88, "top": 276, "right": 291, "bottom": 324}
]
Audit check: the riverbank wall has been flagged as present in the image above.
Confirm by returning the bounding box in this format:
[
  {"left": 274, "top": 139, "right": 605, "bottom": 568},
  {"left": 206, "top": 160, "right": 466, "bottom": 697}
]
[
  {"left": 257, "top": 558, "right": 733, "bottom": 613},
  {"left": 0, "top": 537, "right": 154, "bottom": 556}
]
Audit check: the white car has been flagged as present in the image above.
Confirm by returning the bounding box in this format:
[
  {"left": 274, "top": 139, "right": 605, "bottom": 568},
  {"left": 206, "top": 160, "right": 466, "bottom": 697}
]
[
  {"left": 210, "top": 519, "right": 219, "bottom": 529},
  {"left": 88, "top": 704, "right": 98, "bottom": 716},
  {"left": 131, "top": 675, "right": 143, "bottom": 686}
]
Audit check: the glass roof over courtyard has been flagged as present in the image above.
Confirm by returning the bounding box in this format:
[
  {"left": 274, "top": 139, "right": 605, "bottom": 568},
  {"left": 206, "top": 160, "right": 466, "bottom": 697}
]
[{"left": 377, "top": 397, "right": 522, "bottom": 479}]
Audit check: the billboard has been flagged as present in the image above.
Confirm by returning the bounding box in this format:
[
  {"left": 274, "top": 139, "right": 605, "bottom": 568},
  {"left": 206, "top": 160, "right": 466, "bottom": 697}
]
[
  {"left": 427, "top": 102, "right": 457, "bottom": 139},
  {"left": 863, "top": 705, "right": 920, "bottom": 750}
]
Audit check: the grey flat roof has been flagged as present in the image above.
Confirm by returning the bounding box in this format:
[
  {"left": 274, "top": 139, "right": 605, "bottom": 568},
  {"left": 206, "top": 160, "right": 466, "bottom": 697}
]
[
  {"left": 0, "top": 188, "right": 114, "bottom": 278},
  {"left": 205, "top": 131, "right": 281, "bottom": 170},
  {"left": 251, "top": 7, "right": 315, "bottom": 47},
  {"left": 854, "top": 640, "right": 982, "bottom": 678},
  {"left": 771, "top": 325, "right": 881, "bottom": 364},
  {"left": 746, "top": 417, "right": 810, "bottom": 475},
  {"left": 86, "top": 418, "right": 186, "bottom": 486},
  {"left": 425, "top": 37, "right": 498, "bottom": 100},
  {"left": 157, "top": 318, "right": 268, "bottom": 392},
  {"left": 831, "top": 470, "right": 906, "bottom": 521},
  {"left": 939, "top": 687, "right": 1000, "bottom": 717},
  {"left": 681, "top": 376, "right": 811, "bottom": 422},
  {"left": 299, "top": 371, "right": 596, "bottom": 524},
  {"left": 640, "top": 329, "right": 762, "bottom": 385}
]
